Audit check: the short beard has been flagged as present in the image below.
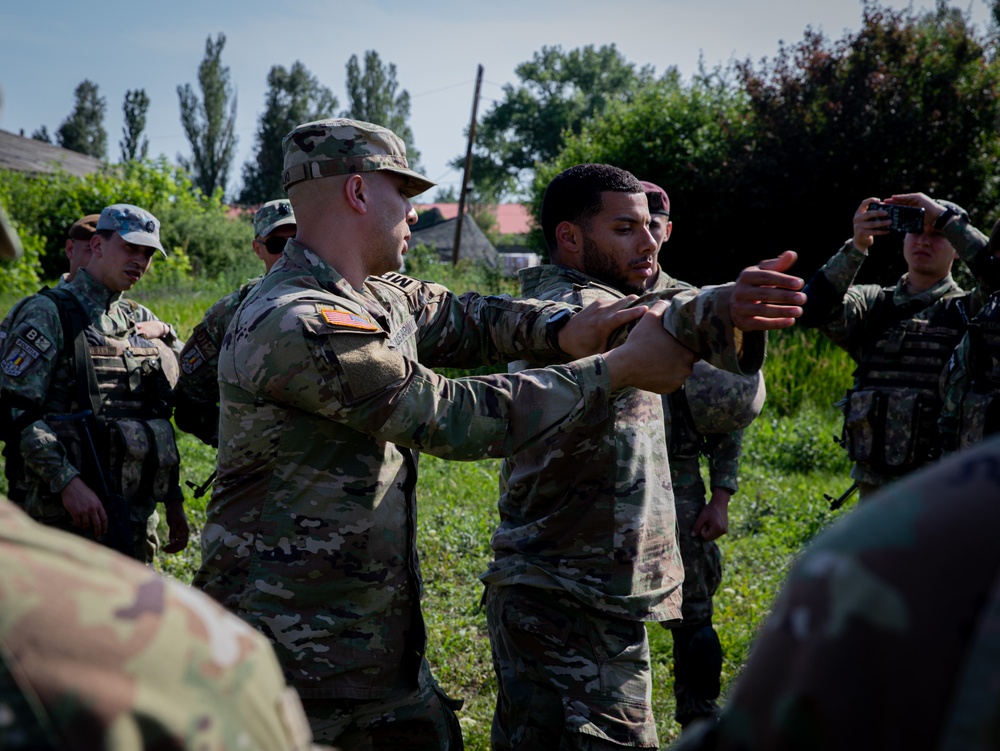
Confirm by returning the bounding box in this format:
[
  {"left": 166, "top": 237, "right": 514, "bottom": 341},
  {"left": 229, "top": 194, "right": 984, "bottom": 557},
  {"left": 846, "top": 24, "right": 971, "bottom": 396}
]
[{"left": 580, "top": 233, "right": 646, "bottom": 295}]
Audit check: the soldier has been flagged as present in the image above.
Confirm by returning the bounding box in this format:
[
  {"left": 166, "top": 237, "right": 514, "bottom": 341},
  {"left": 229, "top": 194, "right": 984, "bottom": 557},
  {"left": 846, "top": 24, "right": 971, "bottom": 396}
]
[
  {"left": 193, "top": 119, "right": 804, "bottom": 750},
  {"left": 481, "top": 165, "right": 801, "bottom": 750},
  {"left": 174, "top": 199, "right": 296, "bottom": 447},
  {"left": 0, "top": 204, "right": 189, "bottom": 562},
  {"left": 668, "top": 432, "right": 1000, "bottom": 751},
  {"left": 798, "top": 194, "right": 994, "bottom": 498},
  {"left": 640, "top": 180, "right": 765, "bottom": 729}
]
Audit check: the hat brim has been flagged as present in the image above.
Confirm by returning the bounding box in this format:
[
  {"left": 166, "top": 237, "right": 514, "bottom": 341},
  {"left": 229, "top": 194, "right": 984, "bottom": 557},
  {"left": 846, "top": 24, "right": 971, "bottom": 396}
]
[
  {"left": 257, "top": 215, "right": 297, "bottom": 239},
  {"left": 119, "top": 230, "right": 167, "bottom": 257},
  {"left": 385, "top": 167, "right": 436, "bottom": 199}
]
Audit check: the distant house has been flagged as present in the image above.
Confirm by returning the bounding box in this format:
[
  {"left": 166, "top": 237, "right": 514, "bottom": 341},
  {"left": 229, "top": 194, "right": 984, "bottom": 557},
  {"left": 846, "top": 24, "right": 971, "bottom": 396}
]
[
  {"left": 410, "top": 208, "right": 500, "bottom": 268},
  {"left": 413, "top": 202, "right": 539, "bottom": 274},
  {"left": 0, "top": 129, "right": 102, "bottom": 178}
]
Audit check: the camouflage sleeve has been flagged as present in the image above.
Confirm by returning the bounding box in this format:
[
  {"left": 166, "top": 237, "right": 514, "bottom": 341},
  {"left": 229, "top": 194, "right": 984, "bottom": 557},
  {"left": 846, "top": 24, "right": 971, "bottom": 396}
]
[
  {"left": 657, "top": 285, "right": 767, "bottom": 375},
  {"left": 0, "top": 297, "right": 79, "bottom": 493},
  {"left": 704, "top": 428, "right": 744, "bottom": 494},
  {"left": 242, "top": 304, "right": 612, "bottom": 460},
  {"left": 384, "top": 276, "right": 578, "bottom": 367},
  {"left": 938, "top": 333, "right": 970, "bottom": 454},
  {"left": 944, "top": 215, "right": 999, "bottom": 294}
]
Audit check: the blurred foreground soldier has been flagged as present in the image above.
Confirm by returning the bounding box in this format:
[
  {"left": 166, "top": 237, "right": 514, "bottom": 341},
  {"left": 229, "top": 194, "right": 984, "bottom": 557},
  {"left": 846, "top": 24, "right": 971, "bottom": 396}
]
[
  {"left": 799, "top": 194, "right": 993, "bottom": 498},
  {"left": 0, "top": 496, "right": 323, "bottom": 751},
  {"left": 482, "top": 166, "right": 801, "bottom": 750},
  {"left": 64, "top": 214, "right": 101, "bottom": 281},
  {"left": 940, "top": 218, "right": 1000, "bottom": 453},
  {"left": 195, "top": 119, "right": 718, "bottom": 750},
  {"left": 0, "top": 204, "right": 189, "bottom": 562},
  {"left": 669, "top": 432, "right": 1000, "bottom": 751},
  {"left": 174, "top": 199, "right": 296, "bottom": 447},
  {"left": 641, "top": 181, "right": 765, "bottom": 730}
]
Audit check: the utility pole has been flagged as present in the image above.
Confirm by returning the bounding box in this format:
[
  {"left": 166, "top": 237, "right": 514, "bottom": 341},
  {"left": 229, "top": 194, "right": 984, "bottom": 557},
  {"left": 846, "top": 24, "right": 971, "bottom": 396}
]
[{"left": 453, "top": 64, "right": 484, "bottom": 266}]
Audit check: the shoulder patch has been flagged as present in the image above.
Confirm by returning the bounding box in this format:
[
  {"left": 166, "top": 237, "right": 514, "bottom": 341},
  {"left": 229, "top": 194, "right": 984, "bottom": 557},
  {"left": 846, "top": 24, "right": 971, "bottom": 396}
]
[
  {"left": 181, "top": 344, "right": 207, "bottom": 375},
  {"left": 316, "top": 305, "right": 380, "bottom": 332},
  {"left": 1, "top": 327, "right": 53, "bottom": 377},
  {"left": 377, "top": 271, "right": 419, "bottom": 291}
]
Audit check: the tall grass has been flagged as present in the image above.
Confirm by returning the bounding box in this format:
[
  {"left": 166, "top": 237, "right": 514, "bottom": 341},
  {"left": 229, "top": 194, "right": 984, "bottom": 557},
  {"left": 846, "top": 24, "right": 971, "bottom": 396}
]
[{"left": 0, "top": 268, "right": 859, "bottom": 750}]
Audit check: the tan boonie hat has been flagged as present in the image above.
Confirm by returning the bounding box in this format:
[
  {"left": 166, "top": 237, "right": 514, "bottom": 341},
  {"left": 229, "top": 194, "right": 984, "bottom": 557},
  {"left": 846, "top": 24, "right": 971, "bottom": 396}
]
[
  {"left": 68, "top": 214, "right": 101, "bottom": 242},
  {"left": 253, "top": 199, "right": 296, "bottom": 238},
  {"left": 684, "top": 360, "right": 766, "bottom": 434},
  {"left": 281, "top": 118, "right": 435, "bottom": 198}
]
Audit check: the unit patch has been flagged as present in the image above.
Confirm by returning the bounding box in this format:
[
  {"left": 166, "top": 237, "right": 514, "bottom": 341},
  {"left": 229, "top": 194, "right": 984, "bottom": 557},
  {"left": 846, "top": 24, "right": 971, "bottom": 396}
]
[
  {"left": 181, "top": 344, "right": 206, "bottom": 375},
  {"left": 1, "top": 332, "right": 48, "bottom": 377},
  {"left": 317, "top": 306, "right": 380, "bottom": 332}
]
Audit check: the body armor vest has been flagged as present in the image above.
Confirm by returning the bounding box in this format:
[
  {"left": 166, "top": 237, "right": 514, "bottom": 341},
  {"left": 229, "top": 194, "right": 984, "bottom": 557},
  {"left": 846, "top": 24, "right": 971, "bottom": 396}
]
[
  {"left": 843, "top": 292, "right": 969, "bottom": 474},
  {"left": 958, "top": 295, "right": 1000, "bottom": 449}
]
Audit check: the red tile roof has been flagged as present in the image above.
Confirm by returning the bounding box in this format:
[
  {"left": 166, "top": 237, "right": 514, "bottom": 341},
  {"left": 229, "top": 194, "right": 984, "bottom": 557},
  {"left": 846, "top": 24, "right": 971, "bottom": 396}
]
[{"left": 414, "top": 203, "right": 532, "bottom": 236}]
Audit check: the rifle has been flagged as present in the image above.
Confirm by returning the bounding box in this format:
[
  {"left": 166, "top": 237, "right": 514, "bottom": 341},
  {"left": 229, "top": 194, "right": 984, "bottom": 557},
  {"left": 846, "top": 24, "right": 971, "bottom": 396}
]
[
  {"left": 50, "top": 410, "right": 135, "bottom": 558},
  {"left": 824, "top": 481, "right": 859, "bottom": 511},
  {"left": 186, "top": 470, "right": 216, "bottom": 500}
]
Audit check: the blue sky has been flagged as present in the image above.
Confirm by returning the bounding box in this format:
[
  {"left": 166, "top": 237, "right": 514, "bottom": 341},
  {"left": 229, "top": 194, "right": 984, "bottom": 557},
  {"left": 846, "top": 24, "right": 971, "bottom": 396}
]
[{"left": 1, "top": 0, "right": 992, "bottom": 200}]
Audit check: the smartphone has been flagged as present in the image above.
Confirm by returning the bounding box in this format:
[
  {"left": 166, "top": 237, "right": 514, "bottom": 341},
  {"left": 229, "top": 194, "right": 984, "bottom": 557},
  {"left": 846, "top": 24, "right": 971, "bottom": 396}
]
[{"left": 868, "top": 202, "right": 925, "bottom": 234}]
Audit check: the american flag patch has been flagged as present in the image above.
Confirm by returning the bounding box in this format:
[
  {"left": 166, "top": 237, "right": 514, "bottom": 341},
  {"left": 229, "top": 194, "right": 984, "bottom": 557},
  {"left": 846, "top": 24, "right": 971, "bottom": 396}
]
[{"left": 318, "top": 307, "right": 379, "bottom": 331}]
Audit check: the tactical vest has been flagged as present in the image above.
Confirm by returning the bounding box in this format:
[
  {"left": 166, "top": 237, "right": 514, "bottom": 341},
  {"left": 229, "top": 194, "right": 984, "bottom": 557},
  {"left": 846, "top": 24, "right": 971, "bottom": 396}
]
[
  {"left": 842, "top": 290, "right": 969, "bottom": 475},
  {"left": 957, "top": 296, "right": 1000, "bottom": 449},
  {"left": 3, "top": 289, "right": 180, "bottom": 515}
]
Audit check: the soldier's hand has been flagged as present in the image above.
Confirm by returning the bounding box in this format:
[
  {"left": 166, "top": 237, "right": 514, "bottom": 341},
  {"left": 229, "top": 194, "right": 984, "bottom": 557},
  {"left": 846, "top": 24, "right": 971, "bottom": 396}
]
[
  {"left": 604, "top": 300, "right": 697, "bottom": 393},
  {"left": 693, "top": 489, "right": 731, "bottom": 541},
  {"left": 853, "top": 197, "right": 892, "bottom": 251},
  {"left": 136, "top": 320, "right": 170, "bottom": 340},
  {"left": 60, "top": 476, "right": 108, "bottom": 539},
  {"left": 557, "top": 296, "right": 646, "bottom": 358},
  {"left": 731, "top": 251, "right": 804, "bottom": 331},
  {"left": 162, "top": 500, "right": 190, "bottom": 554}
]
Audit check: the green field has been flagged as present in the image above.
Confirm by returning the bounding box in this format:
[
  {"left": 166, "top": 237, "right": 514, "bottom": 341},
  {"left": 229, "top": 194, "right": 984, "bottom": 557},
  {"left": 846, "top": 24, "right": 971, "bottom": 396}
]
[{"left": 1, "top": 272, "right": 856, "bottom": 750}]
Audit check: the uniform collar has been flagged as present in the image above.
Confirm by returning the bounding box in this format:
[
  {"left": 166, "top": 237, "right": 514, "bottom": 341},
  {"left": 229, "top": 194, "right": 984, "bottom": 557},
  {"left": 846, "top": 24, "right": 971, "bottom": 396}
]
[
  {"left": 518, "top": 263, "right": 622, "bottom": 298},
  {"left": 893, "top": 272, "right": 960, "bottom": 306},
  {"left": 67, "top": 269, "right": 122, "bottom": 315},
  {"left": 281, "top": 238, "right": 382, "bottom": 313}
]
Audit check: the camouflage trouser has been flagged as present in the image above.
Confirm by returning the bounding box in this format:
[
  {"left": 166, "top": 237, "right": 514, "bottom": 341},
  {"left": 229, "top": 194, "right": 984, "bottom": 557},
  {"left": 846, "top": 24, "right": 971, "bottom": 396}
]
[
  {"left": 660, "top": 494, "right": 723, "bottom": 726},
  {"left": 300, "top": 660, "right": 463, "bottom": 750},
  {"left": 485, "top": 584, "right": 658, "bottom": 750}
]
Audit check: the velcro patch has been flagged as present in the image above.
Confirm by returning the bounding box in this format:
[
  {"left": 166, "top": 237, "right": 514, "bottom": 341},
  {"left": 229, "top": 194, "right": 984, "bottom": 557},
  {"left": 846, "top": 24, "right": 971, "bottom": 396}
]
[
  {"left": 181, "top": 344, "right": 206, "bottom": 375},
  {"left": 317, "top": 306, "right": 380, "bottom": 332},
  {"left": 1, "top": 336, "right": 43, "bottom": 377}
]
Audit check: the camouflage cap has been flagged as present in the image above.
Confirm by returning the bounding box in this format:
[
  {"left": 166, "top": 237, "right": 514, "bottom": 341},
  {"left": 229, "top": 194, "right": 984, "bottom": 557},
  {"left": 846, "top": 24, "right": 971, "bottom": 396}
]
[
  {"left": 68, "top": 214, "right": 101, "bottom": 241},
  {"left": 640, "top": 180, "right": 670, "bottom": 217},
  {"left": 254, "top": 199, "right": 296, "bottom": 239},
  {"left": 684, "top": 360, "right": 766, "bottom": 434},
  {"left": 95, "top": 204, "right": 166, "bottom": 256},
  {"left": 281, "top": 118, "right": 435, "bottom": 198}
]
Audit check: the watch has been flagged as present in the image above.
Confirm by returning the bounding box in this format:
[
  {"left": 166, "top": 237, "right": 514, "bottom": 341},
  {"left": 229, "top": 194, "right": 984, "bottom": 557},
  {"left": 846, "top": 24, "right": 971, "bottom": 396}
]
[
  {"left": 933, "top": 206, "right": 959, "bottom": 231},
  {"left": 544, "top": 308, "right": 574, "bottom": 356}
]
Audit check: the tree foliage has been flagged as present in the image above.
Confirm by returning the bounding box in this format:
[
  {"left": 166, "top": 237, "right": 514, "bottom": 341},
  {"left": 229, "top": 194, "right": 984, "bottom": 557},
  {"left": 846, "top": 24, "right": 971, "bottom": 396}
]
[
  {"left": 461, "top": 44, "right": 664, "bottom": 202},
  {"left": 342, "top": 50, "right": 422, "bottom": 171},
  {"left": 239, "top": 61, "right": 338, "bottom": 205},
  {"left": 177, "top": 33, "right": 238, "bottom": 199},
  {"left": 31, "top": 126, "right": 51, "bottom": 144},
  {"left": 120, "top": 89, "right": 150, "bottom": 162},
  {"left": 56, "top": 80, "right": 107, "bottom": 159},
  {"left": 538, "top": 2, "right": 1000, "bottom": 287}
]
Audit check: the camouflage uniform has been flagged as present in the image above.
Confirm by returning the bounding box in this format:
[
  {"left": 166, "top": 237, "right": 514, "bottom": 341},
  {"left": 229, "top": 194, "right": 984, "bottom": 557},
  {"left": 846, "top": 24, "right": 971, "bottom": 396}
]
[
  {"left": 482, "top": 264, "right": 765, "bottom": 750},
  {"left": 669, "top": 432, "right": 1000, "bottom": 751},
  {"left": 799, "top": 213, "right": 993, "bottom": 493},
  {"left": 643, "top": 268, "right": 747, "bottom": 727},
  {"left": 0, "top": 268, "right": 182, "bottom": 562},
  {"left": 195, "top": 238, "right": 618, "bottom": 748},
  {"left": 175, "top": 199, "right": 294, "bottom": 447},
  {"left": 0, "top": 496, "right": 321, "bottom": 750}
]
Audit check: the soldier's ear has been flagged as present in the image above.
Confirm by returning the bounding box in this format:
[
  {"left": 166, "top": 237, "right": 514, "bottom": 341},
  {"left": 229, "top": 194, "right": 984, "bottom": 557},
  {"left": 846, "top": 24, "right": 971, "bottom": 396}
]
[
  {"left": 89, "top": 234, "right": 103, "bottom": 258},
  {"left": 344, "top": 174, "right": 368, "bottom": 215},
  {"left": 555, "top": 220, "right": 582, "bottom": 259}
]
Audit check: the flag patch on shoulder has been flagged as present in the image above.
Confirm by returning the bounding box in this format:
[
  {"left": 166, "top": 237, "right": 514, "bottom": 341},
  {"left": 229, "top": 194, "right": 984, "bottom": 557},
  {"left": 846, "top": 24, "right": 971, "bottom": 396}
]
[{"left": 318, "top": 307, "right": 379, "bottom": 332}]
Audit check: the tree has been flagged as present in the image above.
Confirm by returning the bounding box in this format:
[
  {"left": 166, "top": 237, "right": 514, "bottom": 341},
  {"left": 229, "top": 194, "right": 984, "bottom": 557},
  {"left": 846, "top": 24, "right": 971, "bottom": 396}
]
[
  {"left": 342, "top": 50, "right": 422, "bottom": 171},
  {"left": 31, "top": 126, "right": 51, "bottom": 143},
  {"left": 56, "top": 80, "right": 107, "bottom": 159},
  {"left": 120, "top": 89, "right": 150, "bottom": 162},
  {"left": 239, "top": 61, "right": 338, "bottom": 205},
  {"left": 177, "top": 33, "right": 238, "bottom": 198},
  {"left": 457, "top": 44, "right": 663, "bottom": 202}
]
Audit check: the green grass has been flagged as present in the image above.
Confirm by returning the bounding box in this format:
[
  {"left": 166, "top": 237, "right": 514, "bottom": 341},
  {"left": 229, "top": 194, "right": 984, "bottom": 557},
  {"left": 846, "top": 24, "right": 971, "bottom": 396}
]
[{"left": 1, "top": 275, "right": 858, "bottom": 750}]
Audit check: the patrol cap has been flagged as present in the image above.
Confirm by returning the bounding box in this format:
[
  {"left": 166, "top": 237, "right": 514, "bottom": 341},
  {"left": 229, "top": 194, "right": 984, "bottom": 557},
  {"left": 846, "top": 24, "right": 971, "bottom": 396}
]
[
  {"left": 253, "top": 199, "right": 296, "bottom": 239},
  {"left": 640, "top": 181, "right": 670, "bottom": 217},
  {"left": 95, "top": 204, "right": 166, "bottom": 256},
  {"left": 685, "top": 360, "right": 766, "bottom": 434},
  {"left": 68, "top": 214, "right": 101, "bottom": 241},
  {"left": 281, "top": 118, "right": 435, "bottom": 198}
]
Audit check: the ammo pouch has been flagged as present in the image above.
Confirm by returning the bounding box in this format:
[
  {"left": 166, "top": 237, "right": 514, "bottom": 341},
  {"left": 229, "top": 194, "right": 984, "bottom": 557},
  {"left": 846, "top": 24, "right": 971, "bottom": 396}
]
[
  {"left": 110, "top": 418, "right": 180, "bottom": 505},
  {"left": 958, "top": 391, "right": 1000, "bottom": 451},
  {"left": 843, "top": 388, "right": 938, "bottom": 474}
]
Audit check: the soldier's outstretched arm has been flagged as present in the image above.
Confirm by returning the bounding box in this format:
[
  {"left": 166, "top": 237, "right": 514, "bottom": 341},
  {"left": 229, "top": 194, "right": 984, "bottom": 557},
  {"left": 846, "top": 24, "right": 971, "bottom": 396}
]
[
  {"left": 730, "top": 251, "right": 805, "bottom": 331},
  {"left": 556, "top": 295, "right": 647, "bottom": 358},
  {"left": 604, "top": 300, "right": 697, "bottom": 393}
]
